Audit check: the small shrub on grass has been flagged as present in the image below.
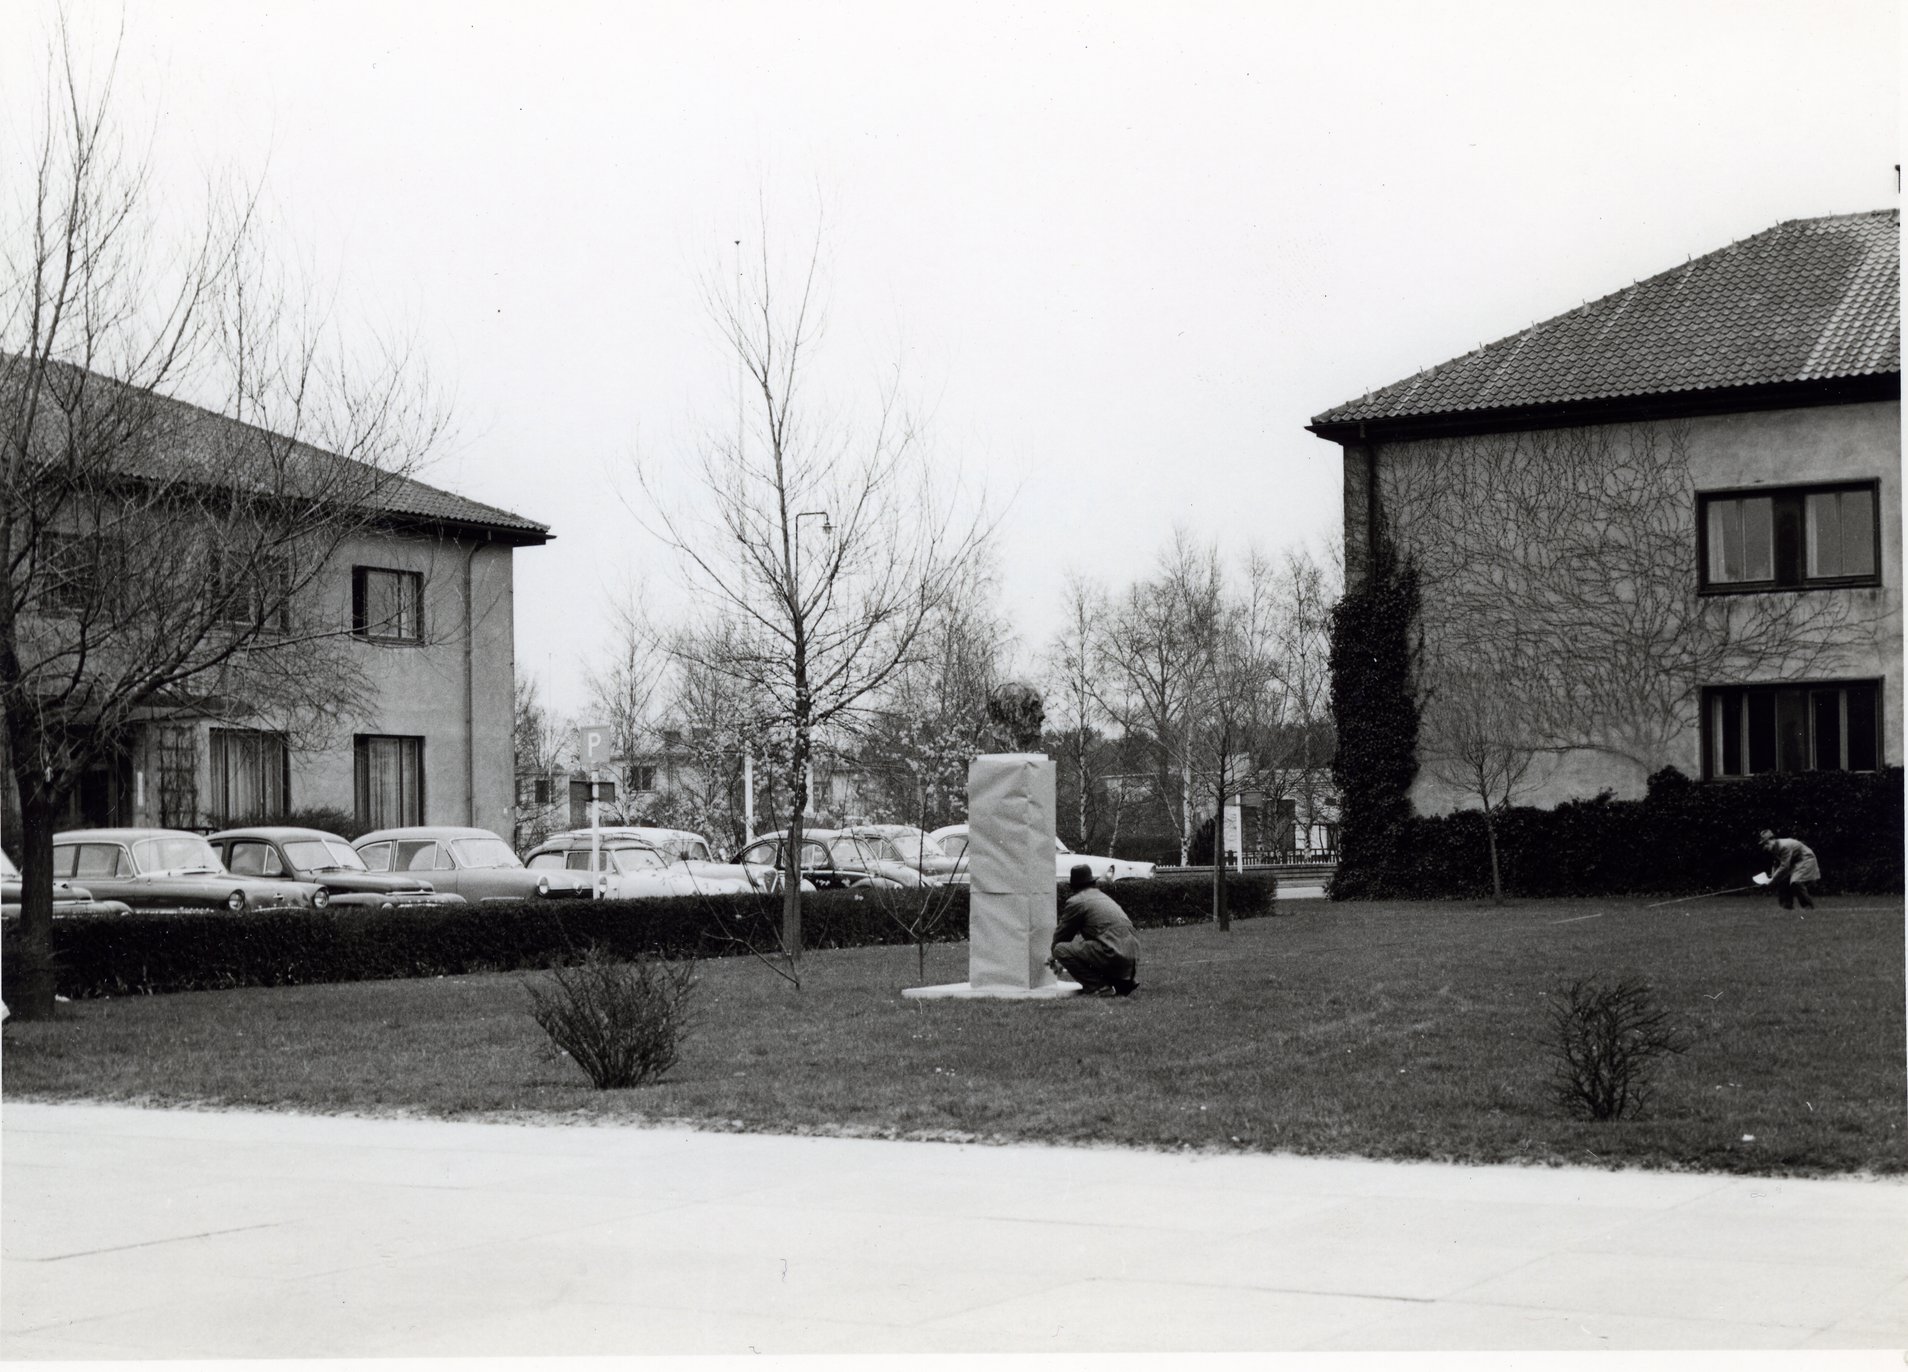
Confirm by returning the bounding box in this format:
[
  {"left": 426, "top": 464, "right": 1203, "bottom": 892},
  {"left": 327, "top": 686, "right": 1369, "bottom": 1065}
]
[
  {"left": 525, "top": 947, "right": 699, "bottom": 1089},
  {"left": 1547, "top": 974, "right": 1690, "bottom": 1121}
]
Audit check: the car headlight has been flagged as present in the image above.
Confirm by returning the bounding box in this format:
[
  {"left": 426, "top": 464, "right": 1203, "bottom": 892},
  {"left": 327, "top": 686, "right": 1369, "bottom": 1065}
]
[
  {"left": 226, "top": 890, "right": 246, "bottom": 912},
  {"left": 537, "top": 876, "right": 550, "bottom": 895},
  {"left": 312, "top": 888, "right": 329, "bottom": 910}
]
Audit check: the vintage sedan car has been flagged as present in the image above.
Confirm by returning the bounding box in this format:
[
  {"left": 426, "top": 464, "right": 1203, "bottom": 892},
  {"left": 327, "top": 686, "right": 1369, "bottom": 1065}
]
[
  {"left": 522, "top": 832, "right": 745, "bottom": 899},
  {"left": 1, "top": 849, "right": 133, "bottom": 918},
  {"left": 569, "top": 825, "right": 783, "bottom": 891},
  {"left": 354, "top": 827, "right": 593, "bottom": 903},
  {"left": 730, "top": 832, "right": 901, "bottom": 890},
  {"left": 804, "top": 829, "right": 947, "bottom": 887},
  {"left": 836, "top": 824, "right": 965, "bottom": 882},
  {"left": 929, "top": 824, "right": 1157, "bottom": 883},
  {"left": 208, "top": 827, "right": 467, "bottom": 911},
  {"left": 49, "top": 828, "right": 329, "bottom": 912}
]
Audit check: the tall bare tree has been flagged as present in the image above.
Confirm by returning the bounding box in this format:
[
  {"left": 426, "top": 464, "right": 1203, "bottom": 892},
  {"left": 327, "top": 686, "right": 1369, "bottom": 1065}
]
[
  {"left": 1042, "top": 573, "right": 1125, "bottom": 853},
  {"left": 1, "top": 27, "right": 444, "bottom": 1017},
  {"left": 631, "top": 217, "right": 986, "bottom": 975}
]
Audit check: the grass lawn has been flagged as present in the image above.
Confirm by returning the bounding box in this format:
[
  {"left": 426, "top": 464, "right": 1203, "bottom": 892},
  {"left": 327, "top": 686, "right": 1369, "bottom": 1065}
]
[{"left": 4, "top": 894, "right": 1903, "bottom": 1176}]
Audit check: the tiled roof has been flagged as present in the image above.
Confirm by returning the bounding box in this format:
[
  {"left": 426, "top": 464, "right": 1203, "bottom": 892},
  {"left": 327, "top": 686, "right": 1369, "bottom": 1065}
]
[
  {"left": 1312, "top": 210, "right": 1900, "bottom": 429},
  {"left": 7, "top": 356, "right": 550, "bottom": 543}
]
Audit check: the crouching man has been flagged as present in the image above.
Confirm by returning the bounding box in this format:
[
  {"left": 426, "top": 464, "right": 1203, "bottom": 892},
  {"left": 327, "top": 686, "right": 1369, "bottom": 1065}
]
[
  {"left": 1049, "top": 864, "right": 1140, "bottom": 997},
  {"left": 1758, "top": 829, "right": 1821, "bottom": 910}
]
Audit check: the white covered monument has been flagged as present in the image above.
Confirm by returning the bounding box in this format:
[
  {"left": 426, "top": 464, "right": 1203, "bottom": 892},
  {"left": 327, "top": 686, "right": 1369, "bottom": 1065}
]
[{"left": 903, "top": 752, "right": 1079, "bottom": 1001}]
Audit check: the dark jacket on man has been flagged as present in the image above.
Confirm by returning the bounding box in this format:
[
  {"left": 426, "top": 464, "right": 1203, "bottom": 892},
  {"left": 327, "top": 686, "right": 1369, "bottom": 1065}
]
[{"left": 1052, "top": 884, "right": 1140, "bottom": 992}]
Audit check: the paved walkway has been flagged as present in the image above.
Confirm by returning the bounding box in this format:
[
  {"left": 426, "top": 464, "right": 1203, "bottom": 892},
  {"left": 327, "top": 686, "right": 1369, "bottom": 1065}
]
[{"left": 3, "top": 1101, "right": 1904, "bottom": 1357}]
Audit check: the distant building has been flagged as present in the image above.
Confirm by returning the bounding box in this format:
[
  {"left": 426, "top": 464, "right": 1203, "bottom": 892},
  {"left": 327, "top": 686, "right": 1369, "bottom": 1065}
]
[{"left": 1310, "top": 211, "right": 1900, "bottom": 809}]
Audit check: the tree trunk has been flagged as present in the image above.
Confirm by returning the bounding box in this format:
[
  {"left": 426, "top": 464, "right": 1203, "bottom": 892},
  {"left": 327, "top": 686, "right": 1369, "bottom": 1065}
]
[
  {"left": 781, "top": 715, "right": 808, "bottom": 973},
  {"left": 9, "top": 781, "right": 61, "bottom": 1019},
  {"left": 1213, "top": 758, "right": 1231, "bottom": 933},
  {"left": 1485, "top": 807, "right": 1504, "bottom": 904}
]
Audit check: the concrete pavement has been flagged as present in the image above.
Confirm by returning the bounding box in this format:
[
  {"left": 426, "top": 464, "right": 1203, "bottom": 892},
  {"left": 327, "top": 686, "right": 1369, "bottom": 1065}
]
[{"left": 3, "top": 1101, "right": 1905, "bottom": 1357}]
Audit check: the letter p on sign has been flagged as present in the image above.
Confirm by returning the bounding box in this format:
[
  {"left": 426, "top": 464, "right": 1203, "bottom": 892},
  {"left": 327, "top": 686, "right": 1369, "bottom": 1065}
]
[{"left": 577, "top": 726, "right": 613, "bottom": 768}]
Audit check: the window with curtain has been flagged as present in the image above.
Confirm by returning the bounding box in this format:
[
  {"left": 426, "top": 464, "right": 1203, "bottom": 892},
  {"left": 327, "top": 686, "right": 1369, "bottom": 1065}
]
[
  {"left": 354, "top": 735, "right": 425, "bottom": 828},
  {"left": 351, "top": 566, "right": 425, "bottom": 641},
  {"left": 1700, "top": 482, "right": 1879, "bottom": 591},
  {"left": 1702, "top": 680, "right": 1882, "bottom": 778},
  {"left": 208, "top": 729, "right": 289, "bottom": 823}
]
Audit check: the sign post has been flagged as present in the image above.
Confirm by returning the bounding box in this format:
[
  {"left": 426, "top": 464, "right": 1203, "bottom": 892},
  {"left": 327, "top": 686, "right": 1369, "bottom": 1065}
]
[{"left": 576, "top": 726, "right": 614, "bottom": 899}]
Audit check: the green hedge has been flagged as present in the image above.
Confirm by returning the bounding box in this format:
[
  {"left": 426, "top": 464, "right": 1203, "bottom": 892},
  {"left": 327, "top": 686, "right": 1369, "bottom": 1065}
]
[
  {"left": 2, "top": 875, "right": 1275, "bottom": 1000},
  {"left": 1334, "top": 767, "right": 1903, "bottom": 900}
]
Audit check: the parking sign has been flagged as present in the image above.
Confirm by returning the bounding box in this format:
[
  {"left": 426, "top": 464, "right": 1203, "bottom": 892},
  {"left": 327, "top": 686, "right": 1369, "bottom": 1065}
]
[{"left": 576, "top": 726, "right": 613, "bottom": 768}]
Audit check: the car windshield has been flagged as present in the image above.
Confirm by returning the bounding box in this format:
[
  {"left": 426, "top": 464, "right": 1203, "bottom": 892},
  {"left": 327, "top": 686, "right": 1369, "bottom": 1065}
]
[
  {"left": 826, "top": 837, "right": 878, "bottom": 866},
  {"left": 132, "top": 836, "right": 223, "bottom": 874},
  {"left": 607, "top": 846, "right": 668, "bottom": 873},
  {"left": 882, "top": 831, "right": 945, "bottom": 863},
  {"left": 285, "top": 840, "right": 368, "bottom": 873},
  {"left": 1055, "top": 838, "right": 1075, "bottom": 854},
  {"left": 449, "top": 837, "right": 522, "bottom": 869}
]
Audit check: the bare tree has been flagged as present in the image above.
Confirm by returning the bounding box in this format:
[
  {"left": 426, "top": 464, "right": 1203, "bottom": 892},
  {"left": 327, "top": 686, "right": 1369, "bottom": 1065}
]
[
  {"left": 630, "top": 216, "right": 986, "bottom": 976},
  {"left": 1093, "top": 531, "right": 1223, "bottom": 864},
  {"left": 1, "top": 27, "right": 444, "bottom": 1017},
  {"left": 1042, "top": 573, "right": 1125, "bottom": 853},
  {"left": 512, "top": 672, "right": 570, "bottom": 850},
  {"left": 1378, "top": 421, "right": 1864, "bottom": 788},
  {"left": 1418, "top": 668, "right": 1548, "bottom": 902}
]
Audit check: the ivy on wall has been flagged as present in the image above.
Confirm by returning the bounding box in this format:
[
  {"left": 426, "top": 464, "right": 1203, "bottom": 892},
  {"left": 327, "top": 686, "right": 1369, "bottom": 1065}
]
[{"left": 1327, "top": 537, "right": 1422, "bottom": 898}]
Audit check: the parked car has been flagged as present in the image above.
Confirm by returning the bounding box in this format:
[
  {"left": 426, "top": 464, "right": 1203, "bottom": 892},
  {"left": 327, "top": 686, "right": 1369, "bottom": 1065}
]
[
  {"left": 730, "top": 832, "right": 903, "bottom": 890},
  {"left": 49, "top": 828, "right": 329, "bottom": 912},
  {"left": 1, "top": 849, "right": 133, "bottom": 918},
  {"left": 929, "top": 824, "right": 1157, "bottom": 883},
  {"left": 522, "top": 831, "right": 752, "bottom": 899},
  {"left": 542, "top": 826, "right": 782, "bottom": 892},
  {"left": 804, "top": 829, "right": 948, "bottom": 887},
  {"left": 834, "top": 824, "right": 966, "bottom": 883},
  {"left": 208, "top": 827, "right": 467, "bottom": 911},
  {"left": 354, "top": 826, "right": 592, "bottom": 903}
]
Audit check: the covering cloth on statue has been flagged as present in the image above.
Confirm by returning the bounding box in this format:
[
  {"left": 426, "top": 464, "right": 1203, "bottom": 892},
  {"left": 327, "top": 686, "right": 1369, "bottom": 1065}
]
[{"left": 965, "top": 753, "right": 1061, "bottom": 990}]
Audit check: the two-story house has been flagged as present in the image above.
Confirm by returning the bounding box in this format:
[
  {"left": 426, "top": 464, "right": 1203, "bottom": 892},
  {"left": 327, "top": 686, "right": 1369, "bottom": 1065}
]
[
  {"left": 4, "top": 366, "right": 551, "bottom": 842},
  {"left": 1309, "top": 210, "right": 1900, "bottom": 810}
]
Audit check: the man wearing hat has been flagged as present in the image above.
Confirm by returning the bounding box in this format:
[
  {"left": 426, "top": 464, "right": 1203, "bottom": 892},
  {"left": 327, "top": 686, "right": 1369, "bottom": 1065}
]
[
  {"left": 1758, "top": 830, "right": 1821, "bottom": 910},
  {"left": 1049, "top": 864, "right": 1141, "bottom": 996}
]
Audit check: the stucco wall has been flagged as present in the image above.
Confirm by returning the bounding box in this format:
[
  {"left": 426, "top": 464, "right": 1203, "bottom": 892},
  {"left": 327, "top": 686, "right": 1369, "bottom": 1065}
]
[
  {"left": 290, "top": 532, "right": 519, "bottom": 831},
  {"left": 120, "top": 530, "right": 524, "bottom": 835},
  {"left": 1343, "top": 400, "right": 1901, "bottom": 812}
]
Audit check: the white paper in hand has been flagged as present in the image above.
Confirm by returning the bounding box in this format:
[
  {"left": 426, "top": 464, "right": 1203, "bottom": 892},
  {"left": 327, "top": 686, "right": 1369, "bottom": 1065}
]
[{"left": 1752, "top": 873, "right": 1771, "bottom": 886}]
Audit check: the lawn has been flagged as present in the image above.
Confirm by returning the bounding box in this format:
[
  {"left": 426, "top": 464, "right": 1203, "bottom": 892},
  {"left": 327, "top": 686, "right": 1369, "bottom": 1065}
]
[{"left": 4, "top": 895, "right": 1903, "bottom": 1176}]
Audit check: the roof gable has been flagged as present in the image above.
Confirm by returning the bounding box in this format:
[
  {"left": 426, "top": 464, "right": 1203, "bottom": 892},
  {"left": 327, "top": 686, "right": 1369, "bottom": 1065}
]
[{"left": 1312, "top": 210, "right": 1900, "bottom": 432}]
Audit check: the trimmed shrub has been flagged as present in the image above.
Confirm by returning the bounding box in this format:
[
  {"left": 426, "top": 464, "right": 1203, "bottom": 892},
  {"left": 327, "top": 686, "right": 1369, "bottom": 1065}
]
[
  {"left": 525, "top": 947, "right": 699, "bottom": 1089},
  {"left": 1351, "top": 766, "right": 1903, "bottom": 899},
  {"left": 2, "top": 873, "right": 1277, "bottom": 1000},
  {"left": 1329, "top": 542, "right": 1422, "bottom": 898}
]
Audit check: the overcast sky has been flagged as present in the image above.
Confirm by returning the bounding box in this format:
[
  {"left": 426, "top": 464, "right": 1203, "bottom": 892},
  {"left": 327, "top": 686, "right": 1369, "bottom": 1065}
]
[{"left": 8, "top": 1, "right": 1900, "bottom": 717}]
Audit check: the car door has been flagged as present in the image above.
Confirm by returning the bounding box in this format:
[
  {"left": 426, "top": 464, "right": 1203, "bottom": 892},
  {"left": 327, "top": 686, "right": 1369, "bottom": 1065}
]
[{"left": 225, "top": 840, "right": 286, "bottom": 879}]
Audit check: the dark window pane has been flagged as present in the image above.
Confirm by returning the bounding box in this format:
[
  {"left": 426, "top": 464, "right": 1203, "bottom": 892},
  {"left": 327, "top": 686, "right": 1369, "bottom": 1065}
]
[
  {"left": 1745, "top": 690, "right": 1776, "bottom": 773},
  {"left": 1810, "top": 689, "right": 1843, "bottom": 771},
  {"left": 355, "top": 735, "right": 424, "bottom": 827},
  {"left": 1719, "top": 691, "right": 1743, "bottom": 776},
  {"left": 1846, "top": 682, "right": 1879, "bottom": 771},
  {"left": 1771, "top": 495, "right": 1804, "bottom": 586},
  {"left": 1774, "top": 689, "right": 1808, "bottom": 772}
]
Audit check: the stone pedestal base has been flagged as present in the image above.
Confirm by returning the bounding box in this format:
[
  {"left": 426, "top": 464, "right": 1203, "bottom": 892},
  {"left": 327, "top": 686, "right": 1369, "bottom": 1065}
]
[{"left": 901, "top": 981, "right": 1081, "bottom": 1001}]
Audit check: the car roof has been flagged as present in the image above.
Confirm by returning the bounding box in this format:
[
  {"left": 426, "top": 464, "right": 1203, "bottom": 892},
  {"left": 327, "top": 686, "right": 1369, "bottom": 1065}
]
[
  {"left": 54, "top": 828, "right": 205, "bottom": 843},
  {"left": 209, "top": 827, "right": 348, "bottom": 844},
  {"left": 527, "top": 834, "right": 663, "bottom": 853},
  {"left": 353, "top": 826, "right": 503, "bottom": 845},
  {"left": 928, "top": 824, "right": 968, "bottom": 837}
]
